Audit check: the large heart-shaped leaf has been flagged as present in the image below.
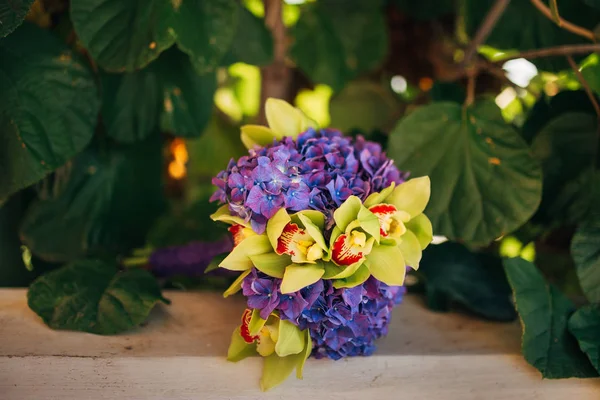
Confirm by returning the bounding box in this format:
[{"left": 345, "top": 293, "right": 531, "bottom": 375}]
[
  {"left": 503, "top": 257, "right": 598, "bottom": 378},
  {"left": 156, "top": 48, "right": 216, "bottom": 137},
  {"left": 465, "top": 0, "right": 600, "bottom": 71},
  {"left": 0, "top": 0, "right": 34, "bottom": 37},
  {"left": 290, "top": 3, "right": 388, "bottom": 92},
  {"left": 0, "top": 23, "right": 99, "bottom": 200},
  {"left": 388, "top": 100, "right": 542, "bottom": 245},
  {"left": 20, "top": 138, "right": 165, "bottom": 263},
  {"left": 571, "top": 207, "right": 600, "bottom": 304},
  {"left": 28, "top": 259, "right": 167, "bottom": 334},
  {"left": 419, "top": 242, "right": 516, "bottom": 321},
  {"left": 568, "top": 304, "right": 600, "bottom": 373},
  {"left": 530, "top": 113, "right": 597, "bottom": 227},
  {"left": 101, "top": 68, "right": 160, "bottom": 143},
  {"left": 159, "top": 0, "right": 238, "bottom": 73},
  {"left": 70, "top": 0, "right": 175, "bottom": 72},
  {"left": 522, "top": 90, "right": 597, "bottom": 144}
]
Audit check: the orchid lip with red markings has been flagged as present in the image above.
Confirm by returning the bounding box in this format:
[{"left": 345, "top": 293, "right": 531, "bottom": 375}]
[
  {"left": 229, "top": 225, "right": 245, "bottom": 247},
  {"left": 276, "top": 222, "right": 323, "bottom": 263},
  {"left": 240, "top": 309, "right": 259, "bottom": 343},
  {"left": 332, "top": 234, "right": 364, "bottom": 266}
]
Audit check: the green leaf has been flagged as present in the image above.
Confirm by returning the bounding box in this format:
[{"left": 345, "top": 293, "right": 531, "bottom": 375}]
[
  {"left": 388, "top": 100, "right": 542, "bottom": 245},
  {"left": 101, "top": 69, "right": 160, "bottom": 143},
  {"left": 420, "top": 242, "right": 516, "bottom": 321},
  {"left": 260, "top": 352, "right": 302, "bottom": 392},
  {"left": 156, "top": 49, "right": 216, "bottom": 137},
  {"left": 584, "top": 0, "right": 600, "bottom": 10},
  {"left": 0, "top": 0, "right": 34, "bottom": 37},
  {"left": 465, "top": 0, "right": 600, "bottom": 71},
  {"left": 568, "top": 304, "right": 600, "bottom": 372},
  {"left": 160, "top": 0, "right": 238, "bottom": 73},
  {"left": 280, "top": 263, "right": 325, "bottom": 294},
  {"left": 250, "top": 253, "right": 291, "bottom": 278},
  {"left": 522, "top": 91, "right": 597, "bottom": 144},
  {"left": 220, "top": 4, "right": 273, "bottom": 66},
  {"left": 365, "top": 244, "right": 406, "bottom": 286},
  {"left": 405, "top": 213, "right": 433, "bottom": 250},
  {"left": 290, "top": 4, "right": 388, "bottom": 91},
  {"left": 530, "top": 112, "right": 597, "bottom": 228},
  {"left": 333, "top": 196, "right": 362, "bottom": 231},
  {"left": 571, "top": 211, "right": 600, "bottom": 303},
  {"left": 220, "top": 235, "right": 272, "bottom": 271},
  {"left": 582, "top": 54, "right": 600, "bottom": 97},
  {"left": 275, "top": 320, "right": 305, "bottom": 357},
  {"left": 227, "top": 327, "right": 257, "bottom": 362},
  {"left": 385, "top": 176, "right": 431, "bottom": 218},
  {"left": 223, "top": 269, "right": 251, "bottom": 298},
  {"left": 333, "top": 262, "right": 371, "bottom": 289},
  {"left": 27, "top": 259, "right": 166, "bottom": 334},
  {"left": 20, "top": 139, "right": 165, "bottom": 263},
  {"left": 329, "top": 81, "right": 400, "bottom": 132},
  {"left": 70, "top": 0, "right": 174, "bottom": 71},
  {"left": 503, "top": 257, "right": 598, "bottom": 378},
  {"left": 430, "top": 82, "right": 466, "bottom": 104},
  {"left": 0, "top": 23, "right": 99, "bottom": 200}
]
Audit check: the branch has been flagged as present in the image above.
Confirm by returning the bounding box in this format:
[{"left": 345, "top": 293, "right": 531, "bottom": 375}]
[
  {"left": 530, "top": 0, "right": 596, "bottom": 41},
  {"left": 493, "top": 43, "right": 600, "bottom": 63},
  {"left": 566, "top": 55, "right": 600, "bottom": 119},
  {"left": 463, "top": 0, "right": 511, "bottom": 66},
  {"left": 258, "top": 0, "right": 292, "bottom": 124}
]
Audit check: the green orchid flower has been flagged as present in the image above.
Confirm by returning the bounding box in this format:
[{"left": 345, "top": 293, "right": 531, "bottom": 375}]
[
  {"left": 227, "top": 308, "right": 312, "bottom": 391},
  {"left": 240, "top": 98, "right": 318, "bottom": 149}
]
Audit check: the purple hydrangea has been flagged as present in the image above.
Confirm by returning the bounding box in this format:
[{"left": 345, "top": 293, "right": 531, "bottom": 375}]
[
  {"left": 211, "top": 128, "right": 408, "bottom": 233},
  {"left": 241, "top": 268, "right": 405, "bottom": 360}
]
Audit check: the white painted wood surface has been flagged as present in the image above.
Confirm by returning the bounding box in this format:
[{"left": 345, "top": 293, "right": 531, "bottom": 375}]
[{"left": 0, "top": 289, "right": 598, "bottom": 399}]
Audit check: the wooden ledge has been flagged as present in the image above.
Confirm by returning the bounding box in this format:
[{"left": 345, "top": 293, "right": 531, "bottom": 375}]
[{"left": 0, "top": 289, "right": 598, "bottom": 399}]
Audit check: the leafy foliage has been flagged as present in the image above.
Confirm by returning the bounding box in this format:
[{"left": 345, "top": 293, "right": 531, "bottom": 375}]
[
  {"left": 568, "top": 304, "right": 600, "bottom": 372},
  {"left": 419, "top": 242, "right": 516, "bottom": 321},
  {"left": 389, "top": 100, "right": 542, "bottom": 245},
  {"left": 0, "top": 0, "right": 33, "bottom": 37},
  {"left": 28, "top": 259, "right": 167, "bottom": 334},
  {"left": 0, "top": 23, "right": 99, "bottom": 200},
  {"left": 504, "top": 257, "right": 598, "bottom": 378}
]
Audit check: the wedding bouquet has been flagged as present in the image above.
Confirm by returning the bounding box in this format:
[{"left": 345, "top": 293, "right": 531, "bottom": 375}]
[{"left": 210, "top": 99, "right": 432, "bottom": 390}]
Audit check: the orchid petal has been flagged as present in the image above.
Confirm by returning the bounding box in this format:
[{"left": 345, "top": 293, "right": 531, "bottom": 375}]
[
  {"left": 406, "top": 213, "right": 433, "bottom": 250},
  {"left": 250, "top": 253, "right": 291, "bottom": 278},
  {"left": 280, "top": 263, "right": 325, "bottom": 294},
  {"left": 331, "top": 233, "right": 365, "bottom": 266},
  {"left": 249, "top": 308, "right": 268, "bottom": 336},
  {"left": 399, "top": 229, "right": 422, "bottom": 269},
  {"left": 240, "top": 125, "right": 277, "bottom": 149},
  {"left": 333, "top": 263, "right": 371, "bottom": 289},
  {"left": 363, "top": 182, "right": 396, "bottom": 208},
  {"left": 357, "top": 206, "right": 380, "bottom": 243},
  {"left": 219, "top": 235, "right": 272, "bottom": 271},
  {"left": 223, "top": 269, "right": 252, "bottom": 298},
  {"left": 266, "top": 208, "right": 291, "bottom": 251},
  {"left": 227, "top": 327, "right": 257, "bottom": 362},
  {"left": 265, "top": 98, "right": 316, "bottom": 139},
  {"left": 275, "top": 320, "right": 305, "bottom": 357},
  {"left": 323, "top": 260, "right": 363, "bottom": 279},
  {"left": 211, "top": 205, "right": 250, "bottom": 228},
  {"left": 333, "top": 195, "right": 362, "bottom": 231},
  {"left": 296, "top": 330, "right": 312, "bottom": 379},
  {"left": 297, "top": 213, "right": 328, "bottom": 253},
  {"left": 260, "top": 352, "right": 300, "bottom": 391},
  {"left": 384, "top": 176, "right": 431, "bottom": 217},
  {"left": 365, "top": 244, "right": 406, "bottom": 286}
]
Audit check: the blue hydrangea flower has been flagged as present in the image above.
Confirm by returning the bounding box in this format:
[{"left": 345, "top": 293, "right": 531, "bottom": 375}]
[
  {"left": 241, "top": 268, "right": 405, "bottom": 360},
  {"left": 211, "top": 128, "right": 407, "bottom": 234}
]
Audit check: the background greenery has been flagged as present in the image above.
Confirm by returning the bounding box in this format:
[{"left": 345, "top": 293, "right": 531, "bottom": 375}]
[{"left": 1, "top": 0, "right": 600, "bottom": 379}]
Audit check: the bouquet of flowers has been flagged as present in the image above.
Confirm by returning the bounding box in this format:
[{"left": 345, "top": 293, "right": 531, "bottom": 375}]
[{"left": 210, "top": 98, "right": 433, "bottom": 390}]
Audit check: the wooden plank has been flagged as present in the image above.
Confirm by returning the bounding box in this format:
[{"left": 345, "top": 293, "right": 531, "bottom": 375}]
[{"left": 0, "top": 289, "right": 598, "bottom": 399}]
